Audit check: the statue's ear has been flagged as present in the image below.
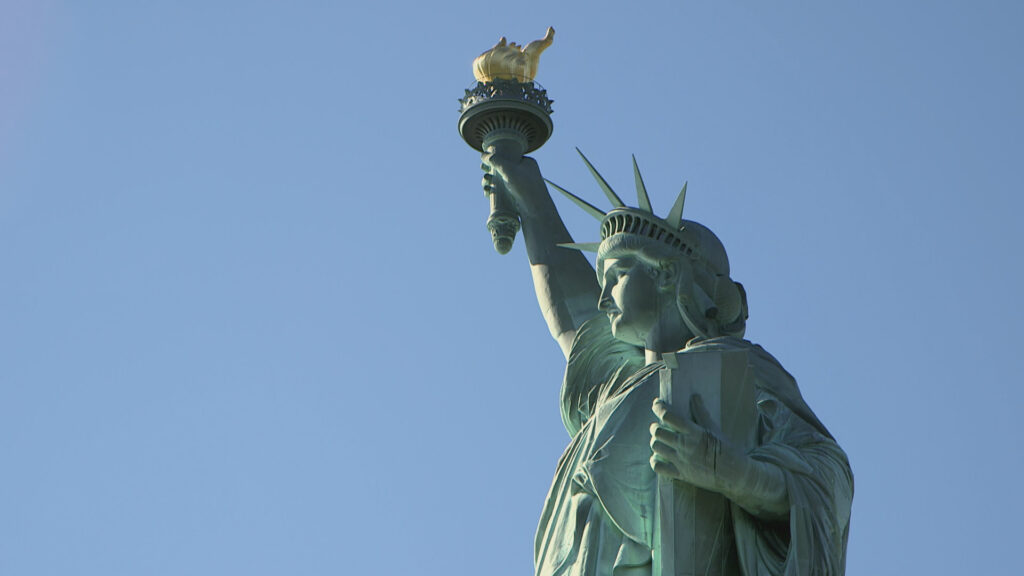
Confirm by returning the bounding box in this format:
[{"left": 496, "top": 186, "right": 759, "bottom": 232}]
[{"left": 655, "top": 262, "right": 679, "bottom": 293}]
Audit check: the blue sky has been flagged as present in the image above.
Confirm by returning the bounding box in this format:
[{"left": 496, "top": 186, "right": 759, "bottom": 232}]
[{"left": 2, "top": 1, "right": 1022, "bottom": 574}]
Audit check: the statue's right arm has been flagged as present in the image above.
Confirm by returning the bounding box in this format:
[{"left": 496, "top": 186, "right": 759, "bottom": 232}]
[{"left": 483, "top": 144, "right": 602, "bottom": 360}]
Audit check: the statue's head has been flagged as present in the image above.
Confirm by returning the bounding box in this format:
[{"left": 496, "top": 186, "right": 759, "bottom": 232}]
[
  {"left": 554, "top": 152, "right": 748, "bottom": 347},
  {"left": 595, "top": 210, "right": 746, "bottom": 344}
]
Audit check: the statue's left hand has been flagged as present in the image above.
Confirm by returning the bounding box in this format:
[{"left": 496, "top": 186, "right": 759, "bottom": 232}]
[
  {"left": 649, "top": 396, "right": 752, "bottom": 494},
  {"left": 651, "top": 396, "right": 791, "bottom": 518}
]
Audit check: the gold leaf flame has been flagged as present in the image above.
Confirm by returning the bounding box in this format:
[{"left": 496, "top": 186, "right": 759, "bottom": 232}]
[{"left": 472, "top": 27, "right": 554, "bottom": 83}]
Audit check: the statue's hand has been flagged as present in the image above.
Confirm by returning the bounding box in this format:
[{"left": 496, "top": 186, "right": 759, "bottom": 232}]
[
  {"left": 652, "top": 396, "right": 791, "bottom": 518},
  {"left": 650, "top": 396, "right": 752, "bottom": 494},
  {"left": 480, "top": 143, "right": 547, "bottom": 215}
]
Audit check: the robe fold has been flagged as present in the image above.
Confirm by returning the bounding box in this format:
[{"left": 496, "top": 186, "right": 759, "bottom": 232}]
[{"left": 534, "top": 316, "right": 852, "bottom": 576}]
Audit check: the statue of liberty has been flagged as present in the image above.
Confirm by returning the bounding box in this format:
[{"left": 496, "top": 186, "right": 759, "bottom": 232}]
[
  {"left": 482, "top": 145, "right": 853, "bottom": 576},
  {"left": 464, "top": 29, "right": 852, "bottom": 576}
]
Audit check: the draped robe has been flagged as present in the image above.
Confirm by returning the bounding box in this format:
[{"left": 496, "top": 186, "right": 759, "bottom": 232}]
[{"left": 534, "top": 317, "right": 853, "bottom": 576}]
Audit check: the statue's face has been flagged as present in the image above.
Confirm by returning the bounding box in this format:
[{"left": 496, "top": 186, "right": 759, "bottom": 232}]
[{"left": 598, "top": 256, "right": 661, "bottom": 347}]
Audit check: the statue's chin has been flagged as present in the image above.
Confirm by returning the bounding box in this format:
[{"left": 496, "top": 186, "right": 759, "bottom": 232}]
[{"left": 609, "top": 319, "right": 645, "bottom": 348}]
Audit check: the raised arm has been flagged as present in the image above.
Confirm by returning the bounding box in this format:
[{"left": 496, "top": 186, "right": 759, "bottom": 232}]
[{"left": 482, "top": 143, "right": 601, "bottom": 359}]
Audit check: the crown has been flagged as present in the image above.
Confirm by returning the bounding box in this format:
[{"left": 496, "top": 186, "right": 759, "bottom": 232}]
[
  {"left": 549, "top": 149, "right": 702, "bottom": 264},
  {"left": 551, "top": 151, "right": 745, "bottom": 336}
]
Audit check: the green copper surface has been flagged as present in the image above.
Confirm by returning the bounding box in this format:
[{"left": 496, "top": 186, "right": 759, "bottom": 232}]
[{"left": 469, "top": 143, "right": 853, "bottom": 576}]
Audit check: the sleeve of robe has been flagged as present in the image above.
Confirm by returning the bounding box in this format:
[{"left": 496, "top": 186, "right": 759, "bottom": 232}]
[{"left": 731, "top": 351, "right": 854, "bottom": 576}]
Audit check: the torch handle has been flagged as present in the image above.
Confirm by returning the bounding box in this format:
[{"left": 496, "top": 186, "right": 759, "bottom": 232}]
[
  {"left": 482, "top": 133, "right": 526, "bottom": 255},
  {"left": 486, "top": 177, "right": 521, "bottom": 254}
]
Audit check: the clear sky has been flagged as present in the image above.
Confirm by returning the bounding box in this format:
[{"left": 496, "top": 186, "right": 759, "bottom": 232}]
[{"left": 2, "top": 1, "right": 1022, "bottom": 574}]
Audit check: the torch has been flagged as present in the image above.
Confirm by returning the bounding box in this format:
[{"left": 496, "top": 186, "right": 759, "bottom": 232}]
[{"left": 458, "top": 27, "right": 555, "bottom": 254}]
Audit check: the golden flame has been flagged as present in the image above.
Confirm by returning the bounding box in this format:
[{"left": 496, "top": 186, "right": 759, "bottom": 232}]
[{"left": 472, "top": 27, "right": 554, "bottom": 83}]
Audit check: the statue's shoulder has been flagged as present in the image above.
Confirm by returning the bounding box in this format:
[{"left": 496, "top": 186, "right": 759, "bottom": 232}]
[
  {"left": 567, "top": 315, "right": 645, "bottom": 372},
  {"left": 682, "top": 336, "right": 791, "bottom": 378},
  {"left": 561, "top": 316, "right": 645, "bottom": 436},
  {"left": 680, "top": 336, "right": 798, "bottom": 403},
  {"left": 683, "top": 337, "right": 838, "bottom": 441},
  {"left": 681, "top": 335, "right": 753, "bottom": 353}
]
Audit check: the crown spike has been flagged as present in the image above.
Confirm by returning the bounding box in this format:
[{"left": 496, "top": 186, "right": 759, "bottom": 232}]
[
  {"left": 557, "top": 242, "right": 601, "bottom": 253},
  {"left": 576, "top": 148, "right": 625, "bottom": 208},
  {"left": 545, "top": 179, "right": 607, "bottom": 221},
  {"left": 632, "top": 155, "right": 653, "bottom": 213},
  {"left": 666, "top": 181, "right": 688, "bottom": 229}
]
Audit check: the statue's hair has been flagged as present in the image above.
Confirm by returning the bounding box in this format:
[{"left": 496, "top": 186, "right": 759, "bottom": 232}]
[{"left": 597, "top": 224, "right": 748, "bottom": 339}]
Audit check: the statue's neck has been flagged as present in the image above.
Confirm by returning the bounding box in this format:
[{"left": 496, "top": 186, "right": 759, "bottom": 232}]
[
  {"left": 643, "top": 307, "right": 693, "bottom": 363},
  {"left": 645, "top": 349, "right": 663, "bottom": 366}
]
